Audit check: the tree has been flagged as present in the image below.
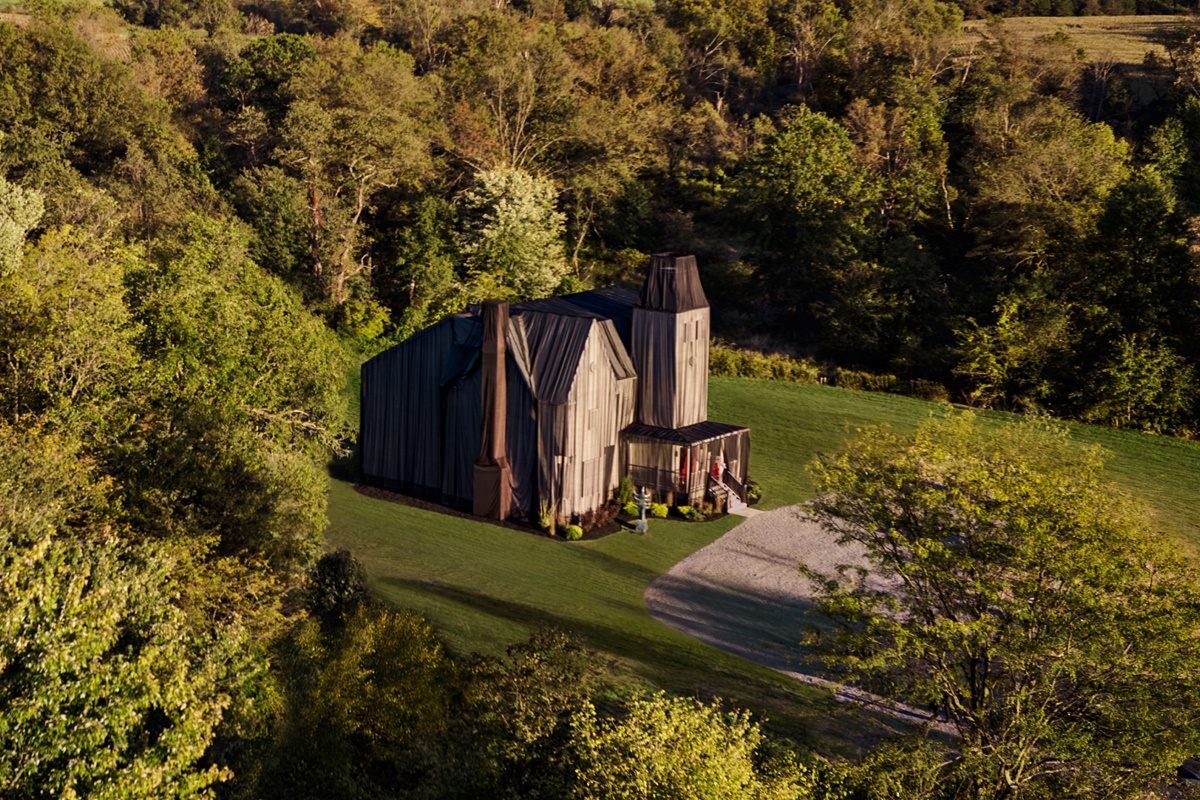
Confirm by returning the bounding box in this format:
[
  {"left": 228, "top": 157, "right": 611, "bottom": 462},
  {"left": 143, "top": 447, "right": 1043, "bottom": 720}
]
[
  {"left": 456, "top": 165, "right": 568, "bottom": 300},
  {"left": 804, "top": 413, "right": 1200, "bottom": 799},
  {"left": 119, "top": 216, "right": 348, "bottom": 573},
  {"left": 571, "top": 693, "right": 817, "bottom": 800},
  {"left": 0, "top": 175, "right": 42, "bottom": 277},
  {"left": 734, "top": 105, "right": 880, "bottom": 329},
  {"left": 251, "top": 603, "right": 450, "bottom": 800},
  {"left": 1076, "top": 334, "right": 1196, "bottom": 434},
  {"left": 0, "top": 423, "right": 256, "bottom": 800},
  {"left": 0, "top": 225, "right": 137, "bottom": 430},
  {"left": 273, "top": 36, "right": 439, "bottom": 306}
]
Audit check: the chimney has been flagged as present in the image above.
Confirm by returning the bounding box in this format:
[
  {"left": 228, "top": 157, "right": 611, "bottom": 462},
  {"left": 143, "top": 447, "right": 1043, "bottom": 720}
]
[
  {"left": 474, "top": 300, "right": 512, "bottom": 520},
  {"left": 638, "top": 253, "right": 708, "bottom": 313}
]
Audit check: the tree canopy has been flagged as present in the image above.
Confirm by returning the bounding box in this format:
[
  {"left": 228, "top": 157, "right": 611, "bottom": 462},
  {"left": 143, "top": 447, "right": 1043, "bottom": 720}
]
[{"left": 805, "top": 413, "right": 1200, "bottom": 798}]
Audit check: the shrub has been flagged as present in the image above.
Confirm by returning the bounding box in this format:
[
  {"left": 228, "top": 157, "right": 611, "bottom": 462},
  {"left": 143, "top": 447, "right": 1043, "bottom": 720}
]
[
  {"left": 307, "top": 549, "right": 367, "bottom": 621},
  {"left": 565, "top": 525, "right": 583, "bottom": 541},
  {"left": 698, "top": 501, "right": 715, "bottom": 517},
  {"left": 708, "top": 340, "right": 949, "bottom": 402},
  {"left": 593, "top": 502, "right": 618, "bottom": 529},
  {"left": 676, "top": 505, "right": 693, "bottom": 517},
  {"left": 616, "top": 474, "right": 634, "bottom": 505},
  {"left": 649, "top": 503, "right": 668, "bottom": 519},
  {"left": 709, "top": 340, "right": 820, "bottom": 383},
  {"left": 681, "top": 506, "right": 706, "bottom": 522},
  {"left": 746, "top": 478, "right": 763, "bottom": 503},
  {"left": 622, "top": 501, "right": 638, "bottom": 517},
  {"left": 538, "top": 499, "right": 556, "bottom": 535}
]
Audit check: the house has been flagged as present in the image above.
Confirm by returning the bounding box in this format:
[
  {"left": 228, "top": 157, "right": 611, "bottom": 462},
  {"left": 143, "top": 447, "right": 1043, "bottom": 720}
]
[{"left": 359, "top": 254, "right": 750, "bottom": 522}]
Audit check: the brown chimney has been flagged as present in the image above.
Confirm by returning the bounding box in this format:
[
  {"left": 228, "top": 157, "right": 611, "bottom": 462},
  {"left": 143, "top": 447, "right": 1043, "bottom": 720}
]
[{"left": 474, "top": 300, "right": 512, "bottom": 520}]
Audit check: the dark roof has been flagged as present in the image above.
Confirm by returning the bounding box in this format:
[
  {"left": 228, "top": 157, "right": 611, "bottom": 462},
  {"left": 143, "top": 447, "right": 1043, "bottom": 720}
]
[
  {"left": 515, "top": 285, "right": 637, "bottom": 349},
  {"left": 622, "top": 420, "right": 749, "bottom": 446},
  {"left": 638, "top": 254, "right": 708, "bottom": 313}
]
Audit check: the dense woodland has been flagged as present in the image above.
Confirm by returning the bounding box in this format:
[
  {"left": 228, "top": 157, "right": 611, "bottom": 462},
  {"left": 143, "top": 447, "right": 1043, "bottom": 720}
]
[{"left": 5, "top": 0, "right": 1200, "bottom": 795}]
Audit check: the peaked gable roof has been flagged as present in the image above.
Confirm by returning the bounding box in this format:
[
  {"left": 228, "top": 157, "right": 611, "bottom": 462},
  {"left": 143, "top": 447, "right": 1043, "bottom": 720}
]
[{"left": 515, "top": 286, "right": 638, "bottom": 350}]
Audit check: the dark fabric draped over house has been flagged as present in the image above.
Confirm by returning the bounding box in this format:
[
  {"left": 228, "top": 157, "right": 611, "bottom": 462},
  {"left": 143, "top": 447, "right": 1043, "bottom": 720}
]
[
  {"left": 360, "top": 313, "right": 482, "bottom": 508},
  {"left": 359, "top": 252, "right": 750, "bottom": 521}
]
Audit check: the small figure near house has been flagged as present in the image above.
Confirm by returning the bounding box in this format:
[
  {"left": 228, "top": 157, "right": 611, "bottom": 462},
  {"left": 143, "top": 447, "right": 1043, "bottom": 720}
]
[{"left": 634, "top": 486, "right": 651, "bottom": 534}]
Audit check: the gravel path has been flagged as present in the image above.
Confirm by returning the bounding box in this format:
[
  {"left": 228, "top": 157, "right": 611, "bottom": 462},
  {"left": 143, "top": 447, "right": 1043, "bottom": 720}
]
[{"left": 645, "top": 505, "right": 947, "bottom": 730}]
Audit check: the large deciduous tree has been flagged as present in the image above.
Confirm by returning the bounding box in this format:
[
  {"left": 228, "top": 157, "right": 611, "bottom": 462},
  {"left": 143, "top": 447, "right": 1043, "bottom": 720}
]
[
  {"left": 273, "top": 35, "right": 439, "bottom": 306},
  {"left": 804, "top": 413, "right": 1200, "bottom": 799},
  {"left": 456, "top": 165, "right": 568, "bottom": 300},
  {"left": 0, "top": 423, "right": 256, "bottom": 800}
]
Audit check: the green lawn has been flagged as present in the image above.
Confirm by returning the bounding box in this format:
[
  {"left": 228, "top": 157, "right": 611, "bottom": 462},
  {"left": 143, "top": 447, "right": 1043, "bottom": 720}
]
[{"left": 325, "top": 375, "right": 1200, "bottom": 754}]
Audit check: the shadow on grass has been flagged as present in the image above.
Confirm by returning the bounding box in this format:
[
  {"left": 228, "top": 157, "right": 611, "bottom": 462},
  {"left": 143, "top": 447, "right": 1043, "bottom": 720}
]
[
  {"left": 555, "top": 543, "right": 663, "bottom": 586},
  {"left": 376, "top": 573, "right": 902, "bottom": 753}
]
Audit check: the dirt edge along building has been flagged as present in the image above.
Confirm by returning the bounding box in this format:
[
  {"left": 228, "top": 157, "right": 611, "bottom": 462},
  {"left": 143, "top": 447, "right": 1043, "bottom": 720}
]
[{"left": 359, "top": 254, "right": 750, "bottom": 522}]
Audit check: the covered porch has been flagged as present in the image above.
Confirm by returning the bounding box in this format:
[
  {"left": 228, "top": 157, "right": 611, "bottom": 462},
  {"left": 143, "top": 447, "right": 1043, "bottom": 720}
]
[{"left": 621, "top": 421, "right": 750, "bottom": 508}]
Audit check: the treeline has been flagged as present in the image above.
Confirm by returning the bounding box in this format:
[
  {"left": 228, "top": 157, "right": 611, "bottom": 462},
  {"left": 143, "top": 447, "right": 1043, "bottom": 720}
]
[{"left": 5, "top": 0, "right": 1197, "bottom": 435}]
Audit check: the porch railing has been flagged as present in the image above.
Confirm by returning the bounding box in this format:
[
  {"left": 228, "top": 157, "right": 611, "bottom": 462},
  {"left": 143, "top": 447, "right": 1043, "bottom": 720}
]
[{"left": 628, "top": 466, "right": 704, "bottom": 500}]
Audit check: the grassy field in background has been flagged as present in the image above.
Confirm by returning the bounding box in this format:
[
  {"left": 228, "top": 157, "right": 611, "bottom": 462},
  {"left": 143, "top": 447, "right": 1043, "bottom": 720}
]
[
  {"left": 327, "top": 374, "right": 1200, "bottom": 753},
  {"left": 962, "top": 14, "right": 1190, "bottom": 106},
  {"left": 962, "top": 14, "right": 1189, "bottom": 64}
]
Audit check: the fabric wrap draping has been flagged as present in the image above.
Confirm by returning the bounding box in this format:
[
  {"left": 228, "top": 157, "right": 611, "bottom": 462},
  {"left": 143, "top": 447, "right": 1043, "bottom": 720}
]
[
  {"left": 638, "top": 254, "right": 708, "bottom": 313},
  {"left": 474, "top": 301, "right": 512, "bottom": 519},
  {"left": 359, "top": 312, "right": 482, "bottom": 508}
]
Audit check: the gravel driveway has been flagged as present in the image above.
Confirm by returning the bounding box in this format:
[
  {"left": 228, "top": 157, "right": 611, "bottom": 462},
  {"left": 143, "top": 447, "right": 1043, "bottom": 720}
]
[{"left": 645, "top": 505, "right": 944, "bottom": 729}]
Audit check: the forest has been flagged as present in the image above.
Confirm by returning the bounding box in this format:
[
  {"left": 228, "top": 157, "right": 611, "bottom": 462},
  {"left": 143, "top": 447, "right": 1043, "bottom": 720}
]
[{"left": 4, "top": 0, "right": 1200, "bottom": 795}]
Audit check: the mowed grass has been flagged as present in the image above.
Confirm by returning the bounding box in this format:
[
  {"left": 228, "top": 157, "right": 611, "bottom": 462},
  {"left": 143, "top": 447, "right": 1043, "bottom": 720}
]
[
  {"left": 708, "top": 377, "right": 1200, "bottom": 546},
  {"left": 326, "top": 374, "right": 1200, "bottom": 753}
]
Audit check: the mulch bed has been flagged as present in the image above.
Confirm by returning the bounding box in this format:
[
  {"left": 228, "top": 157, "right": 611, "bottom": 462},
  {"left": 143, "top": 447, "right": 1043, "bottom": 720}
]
[{"left": 353, "top": 484, "right": 626, "bottom": 541}]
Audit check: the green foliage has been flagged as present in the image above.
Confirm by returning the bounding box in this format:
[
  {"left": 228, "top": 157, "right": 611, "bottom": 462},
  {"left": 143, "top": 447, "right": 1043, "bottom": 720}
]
[
  {"left": 306, "top": 548, "right": 368, "bottom": 620},
  {"left": 0, "top": 225, "right": 138, "bottom": 429},
  {"left": 649, "top": 502, "right": 669, "bottom": 518},
  {"left": 572, "top": 693, "right": 819, "bottom": 800},
  {"left": 273, "top": 37, "right": 440, "bottom": 307},
  {"left": 253, "top": 603, "right": 450, "bottom": 799},
  {"left": 412, "top": 628, "right": 595, "bottom": 799},
  {"left": 539, "top": 498, "right": 557, "bottom": 534},
  {"left": 745, "top": 477, "right": 762, "bottom": 503},
  {"left": 120, "top": 216, "right": 348, "bottom": 571},
  {"left": 676, "top": 505, "right": 706, "bottom": 521},
  {"left": 1077, "top": 334, "right": 1196, "bottom": 434},
  {"left": 709, "top": 340, "right": 821, "bottom": 383},
  {"left": 709, "top": 341, "right": 947, "bottom": 400},
  {"left": 457, "top": 165, "right": 568, "bottom": 300},
  {"left": 565, "top": 524, "right": 584, "bottom": 540},
  {"left": 955, "top": 289, "right": 1070, "bottom": 410},
  {"left": 0, "top": 174, "right": 42, "bottom": 277},
  {"left": 736, "top": 107, "right": 879, "bottom": 307},
  {"left": 337, "top": 294, "right": 390, "bottom": 341},
  {"left": 615, "top": 474, "right": 634, "bottom": 505},
  {"left": 621, "top": 500, "right": 639, "bottom": 516},
  {"left": 0, "top": 423, "right": 258, "bottom": 800},
  {"left": 806, "top": 413, "right": 1200, "bottom": 797}
]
